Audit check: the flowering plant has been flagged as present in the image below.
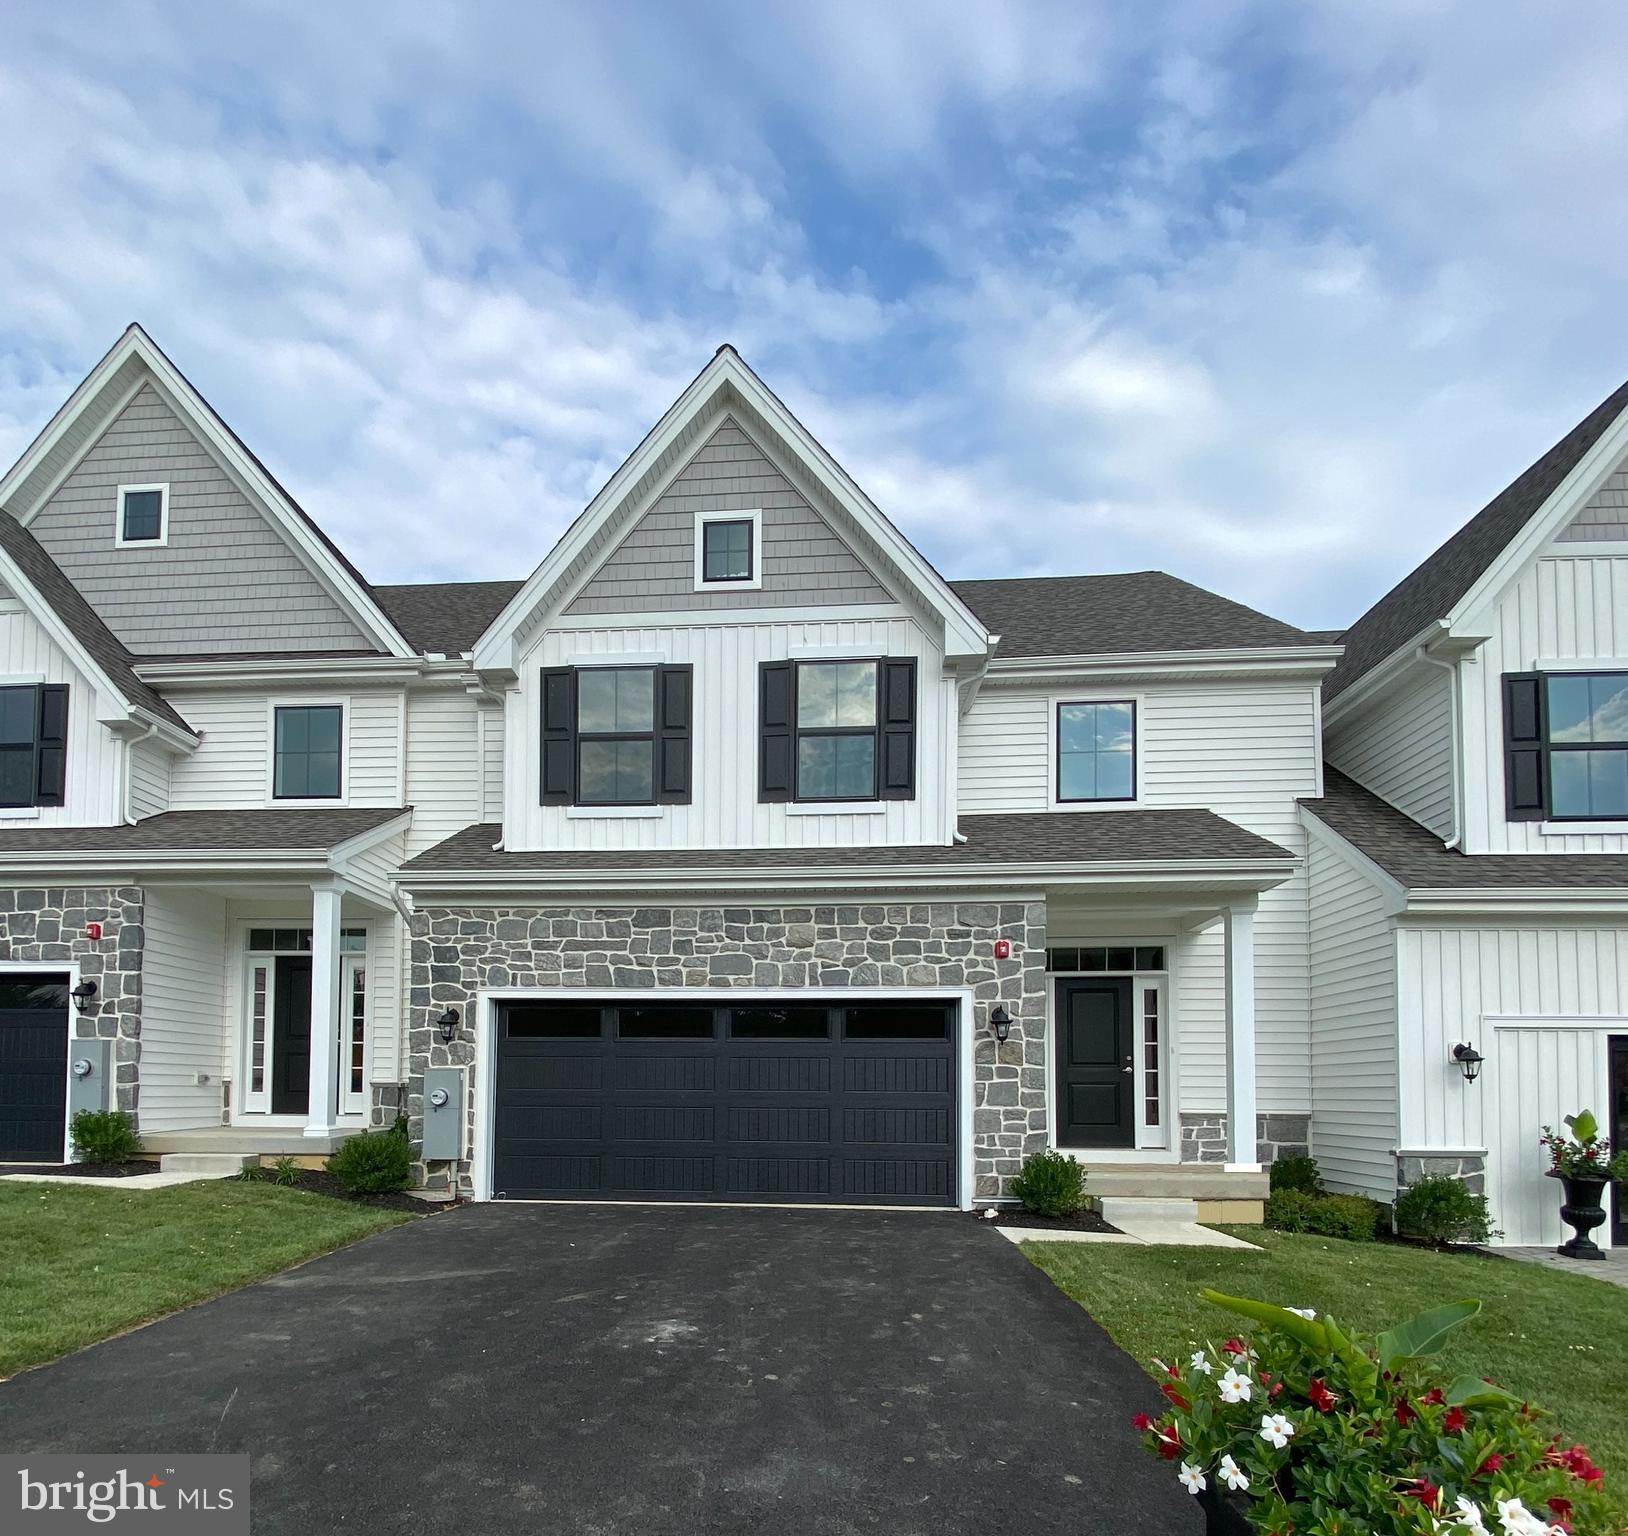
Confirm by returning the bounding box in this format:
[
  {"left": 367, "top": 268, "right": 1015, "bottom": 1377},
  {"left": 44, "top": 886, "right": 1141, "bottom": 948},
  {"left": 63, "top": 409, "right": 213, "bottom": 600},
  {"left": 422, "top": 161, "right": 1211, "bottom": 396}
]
[
  {"left": 1134, "top": 1292, "right": 1612, "bottom": 1535},
  {"left": 1538, "top": 1112, "right": 1628, "bottom": 1183}
]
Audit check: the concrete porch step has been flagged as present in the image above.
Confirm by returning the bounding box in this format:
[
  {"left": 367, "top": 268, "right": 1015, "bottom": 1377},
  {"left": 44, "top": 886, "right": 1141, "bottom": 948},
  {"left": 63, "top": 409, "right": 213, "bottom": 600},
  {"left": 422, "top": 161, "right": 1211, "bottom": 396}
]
[
  {"left": 1099, "top": 1196, "right": 1199, "bottom": 1224},
  {"left": 141, "top": 1130, "right": 348, "bottom": 1157},
  {"left": 1084, "top": 1165, "right": 1269, "bottom": 1199},
  {"left": 158, "top": 1153, "right": 255, "bottom": 1177}
]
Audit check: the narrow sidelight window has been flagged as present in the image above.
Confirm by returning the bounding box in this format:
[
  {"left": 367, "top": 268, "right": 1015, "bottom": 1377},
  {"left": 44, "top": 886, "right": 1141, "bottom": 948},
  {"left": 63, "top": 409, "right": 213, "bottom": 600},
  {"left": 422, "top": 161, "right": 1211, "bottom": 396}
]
[
  {"left": 0, "top": 683, "right": 68, "bottom": 809},
  {"left": 540, "top": 665, "right": 692, "bottom": 807},
  {"left": 1057, "top": 700, "right": 1135, "bottom": 802},
  {"left": 701, "top": 518, "right": 753, "bottom": 582},
  {"left": 273, "top": 704, "right": 343, "bottom": 799},
  {"left": 116, "top": 484, "right": 169, "bottom": 545}
]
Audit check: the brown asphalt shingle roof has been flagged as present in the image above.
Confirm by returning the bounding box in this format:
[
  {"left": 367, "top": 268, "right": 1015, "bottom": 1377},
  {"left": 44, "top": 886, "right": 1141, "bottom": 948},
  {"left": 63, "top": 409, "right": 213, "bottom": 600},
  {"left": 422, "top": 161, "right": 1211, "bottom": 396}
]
[
  {"left": 0, "top": 806, "right": 407, "bottom": 856},
  {"left": 1303, "top": 768, "right": 1628, "bottom": 890},
  {"left": 0, "top": 516, "right": 192, "bottom": 733},
  {"left": 399, "top": 808, "right": 1293, "bottom": 876},
  {"left": 1325, "top": 377, "right": 1628, "bottom": 702}
]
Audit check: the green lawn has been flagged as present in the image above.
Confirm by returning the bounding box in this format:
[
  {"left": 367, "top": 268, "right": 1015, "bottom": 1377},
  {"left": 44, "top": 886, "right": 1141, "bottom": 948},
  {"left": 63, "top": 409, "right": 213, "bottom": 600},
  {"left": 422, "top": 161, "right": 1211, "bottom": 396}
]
[
  {"left": 0, "top": 1180, "right": 410, "bottom": 1377},
  {"left": 1025, "top": 1229, "right": 1627, "bottom": 1522}
]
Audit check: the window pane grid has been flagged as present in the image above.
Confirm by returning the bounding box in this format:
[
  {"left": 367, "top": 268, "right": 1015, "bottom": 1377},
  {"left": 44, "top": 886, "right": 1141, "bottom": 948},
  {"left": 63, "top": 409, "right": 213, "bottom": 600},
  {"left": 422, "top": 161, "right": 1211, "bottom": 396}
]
[
  {"left": 576, "top": 666, "right": 658, "bottom": 804},
  {"left": 701, "top": 519, "right": 753, "bottom": 581},
  {"left": 1142, "top": 986, "right": 1161, "bottom": 1127},
  {"left": 1543, "top": 672, "right": 1628, "bottom": 819},
  {"left": 273, "top": 705, "right": 342, "bottom": 799},
  {"left": 1045, "top": 945, "right": 1164, "bottom": 972},
  {"left": 793, "top": 660, "right": 879, "bottom": 800},
  {"left": 349, "top": 966, "right": 367, "bottom": 1096},
  {"left": 121, "top": 488, "right": 163, "bottom": 541},
  {"left": 1057, "top": 700, "right": 1135, "bottom": 802}
]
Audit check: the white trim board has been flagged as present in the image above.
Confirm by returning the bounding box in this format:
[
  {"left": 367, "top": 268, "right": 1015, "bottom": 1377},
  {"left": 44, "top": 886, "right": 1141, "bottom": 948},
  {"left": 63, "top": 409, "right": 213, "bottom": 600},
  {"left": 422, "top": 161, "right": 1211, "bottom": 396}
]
[{"left": 1483, "top": 1014, "right": 1628, "bottom": 1031}]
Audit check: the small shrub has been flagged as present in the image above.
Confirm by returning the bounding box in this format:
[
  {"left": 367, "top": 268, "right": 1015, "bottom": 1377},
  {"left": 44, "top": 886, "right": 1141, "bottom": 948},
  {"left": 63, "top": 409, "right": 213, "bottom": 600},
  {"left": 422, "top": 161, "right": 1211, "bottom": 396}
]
[
  {"left": 70, "top": 1109, "right": 142, "bottom": 1164},
  {"left": 236, "top": 1164, "right": 268, "bottom": 1182},
  {"left": 1269, "top": 1154, "right": 1323, "bottom": 1195},
  {"left": 326, "top": 1125, "right": 412, "bottom": 1195},
  {"left": 269, "top": 1155, "right": 303, "bottom": 1187},
  {"left": 1010, "top": 1149, "right": 1088, "bottom": 1217},
  {"left": 1394, "top": 1175, "right": 1493, "bottom": 1246},
  {"left": 1265, "top": 1189, "right": 1381, "bottom": 1242}
]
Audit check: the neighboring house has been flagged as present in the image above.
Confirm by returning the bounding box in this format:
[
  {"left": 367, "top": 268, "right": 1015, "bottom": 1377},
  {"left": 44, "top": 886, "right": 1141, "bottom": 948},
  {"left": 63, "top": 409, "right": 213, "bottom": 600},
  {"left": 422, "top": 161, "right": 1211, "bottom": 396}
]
[
  {"left": 1306, "top": 377, "right": 1628, "bottom": 1248},
  {"left": 8, "top": 330, "right": 1615, "bottom": 1246}
]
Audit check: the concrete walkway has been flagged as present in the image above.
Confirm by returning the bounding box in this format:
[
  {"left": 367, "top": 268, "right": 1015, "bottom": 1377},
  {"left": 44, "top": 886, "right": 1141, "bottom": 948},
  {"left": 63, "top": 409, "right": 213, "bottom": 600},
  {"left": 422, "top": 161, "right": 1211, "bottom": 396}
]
[
  {"left": 1502, "top": 1245, "right": 1628, "bottom": 1289},
  {"left": 995, "top": 1219, "right": 1259, "bottom": 1249},
  {"left": 0, "top": 1168, "right": 232, "bottom": 1189}
]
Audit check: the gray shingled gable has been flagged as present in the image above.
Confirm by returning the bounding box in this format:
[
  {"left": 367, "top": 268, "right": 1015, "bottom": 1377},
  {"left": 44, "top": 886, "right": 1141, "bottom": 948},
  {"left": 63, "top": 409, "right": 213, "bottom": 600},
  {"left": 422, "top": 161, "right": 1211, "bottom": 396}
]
[
  {"left": 1303, "top": 767, "right": 1628, "bottom": 890},
  {"left": 1325, "top": 376, "right": 1628, "bottom": 702},
  {"left": 400, "top": 808, "right": 1292, "bottom": 875},
  {"left": 0, "top": 514, "right": 192, "bottom": 733}
]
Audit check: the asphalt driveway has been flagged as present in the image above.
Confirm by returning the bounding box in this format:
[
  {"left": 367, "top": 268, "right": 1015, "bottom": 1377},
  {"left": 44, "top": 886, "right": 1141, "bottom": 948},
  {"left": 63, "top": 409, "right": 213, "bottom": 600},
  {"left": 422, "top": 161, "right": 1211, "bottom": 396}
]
[{"left": 0, "top": 1204, "right": 1196, "bottom": 1534}]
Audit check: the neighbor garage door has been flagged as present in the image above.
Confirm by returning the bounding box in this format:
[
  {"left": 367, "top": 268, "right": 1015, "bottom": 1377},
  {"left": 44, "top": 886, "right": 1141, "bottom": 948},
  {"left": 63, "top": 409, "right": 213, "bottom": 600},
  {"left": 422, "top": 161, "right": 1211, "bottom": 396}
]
[
  {"left": 0, "top": 973, "right": 69, "bottom": 1163},
  {"left": 492, "top": 998, "right": 957, "bottom": 1205}
]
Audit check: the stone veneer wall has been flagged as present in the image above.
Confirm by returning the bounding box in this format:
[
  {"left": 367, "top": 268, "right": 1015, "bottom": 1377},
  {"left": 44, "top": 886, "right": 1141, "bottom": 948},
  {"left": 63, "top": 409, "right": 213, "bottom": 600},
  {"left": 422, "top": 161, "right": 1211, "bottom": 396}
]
[
  {"left": 1179, "top": 1111, "right": 1311, "bottom": 1166},
  {"left": 0, "top": 886, "right": 145, "bottom": 1115},
  {"left": 408, "top": 900, "right": 1047, "bottom": 1197},
  {"left": 1396, "top": 1151, "right": 1485, "bottom": 1196}
]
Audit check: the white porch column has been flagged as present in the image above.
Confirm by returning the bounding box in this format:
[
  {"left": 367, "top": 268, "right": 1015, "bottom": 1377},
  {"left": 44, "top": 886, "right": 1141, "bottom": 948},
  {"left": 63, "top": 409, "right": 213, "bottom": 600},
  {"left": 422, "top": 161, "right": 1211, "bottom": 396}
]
[
  {"left": 1222, "top": 895, "right": 1260, "bottom": 1172},
  {"left": 304, "top": 880, "right": 344, "bottom": 1139}
]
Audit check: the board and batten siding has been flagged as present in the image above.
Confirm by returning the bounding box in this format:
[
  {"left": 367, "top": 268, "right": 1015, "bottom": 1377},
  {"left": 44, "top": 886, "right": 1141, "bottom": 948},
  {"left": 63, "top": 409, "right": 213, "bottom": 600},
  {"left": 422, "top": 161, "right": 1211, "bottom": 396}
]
[
  {"left": 27, "top": 381, "right": 373, "bottom": 656},
  {"left": 506, "top": 615, "right": 951, "bottom": 850},
  {"left": 1305, "top": 835, "right": 1398, "bottom": 1197},
  {"left": 1325, "top": 668, "right": 1454, "bottom": 839},
  {"left": 564, "top": 416, "right": 890, "bottom": 616},
  {"left": 140, "top": 887, "right": 229, "bottom": 1131},
  {"left": 1396, "top": 923, "right": 1627, "bottom": 1246},
  {"left": 0, "top": 600, "right": 125, "bottom": 825},
  {"left": 962, "top": 678, "right": 1321, "bottom": 1114},
  {"left": 1461, "top": 546, "right": 1628, "bottom": 851},
  {"left": 167, "top": 688, "right": 404, "bottom": 810}
]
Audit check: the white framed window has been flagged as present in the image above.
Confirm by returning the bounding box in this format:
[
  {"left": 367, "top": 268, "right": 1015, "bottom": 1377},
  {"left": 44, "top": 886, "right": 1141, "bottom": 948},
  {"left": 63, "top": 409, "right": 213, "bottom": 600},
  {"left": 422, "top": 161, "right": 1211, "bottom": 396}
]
[
  {"left": 693, "top": 508, "right": 763, "bottom": 590},
  {"left": 115, "top": 483, "right": 170, "bottom": 547},
  {"left": 266, "top": 699, "right": 347, "bottom": 804}
]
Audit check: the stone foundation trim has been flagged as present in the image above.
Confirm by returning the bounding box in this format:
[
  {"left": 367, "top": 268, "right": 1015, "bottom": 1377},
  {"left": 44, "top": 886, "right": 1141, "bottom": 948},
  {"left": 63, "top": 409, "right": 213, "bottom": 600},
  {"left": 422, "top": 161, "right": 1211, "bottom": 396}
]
[
  {"left": 1179, "top": 1111, "right": 1311, "bottom": 1167},
  {"left": 1395, "top": 1149, "right": 1487, "bottom": 1198}
]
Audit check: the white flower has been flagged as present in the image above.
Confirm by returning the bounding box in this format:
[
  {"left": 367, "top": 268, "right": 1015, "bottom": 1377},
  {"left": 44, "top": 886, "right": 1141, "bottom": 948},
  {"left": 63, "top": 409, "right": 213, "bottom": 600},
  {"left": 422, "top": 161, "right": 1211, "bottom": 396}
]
[
  {"left": 1452, "top": 1497, "right": 1489, "bottom": 1534},
  {"left": 1218, "top": 1367, "right": 1253, "bottom": 1403},
  {"left": 1178, "top": 1462, "right": 1207, "bottom": 1495},
  {"left": 1286, "top": 1306, "right": 1317, "bottom": 1319},
  {"left": 1258, "top": 1412, "right": 1296, "bottom": 1448},
  {"left": 1218, "top": 1454, "right": 1250, "bottom": 1492},
  {"left": 1189, "top": 1350, "right": 1214, "bottom": 1375},
  {"left": 1495, "top": 1499, "right": 1543, "bottom": 1536}
]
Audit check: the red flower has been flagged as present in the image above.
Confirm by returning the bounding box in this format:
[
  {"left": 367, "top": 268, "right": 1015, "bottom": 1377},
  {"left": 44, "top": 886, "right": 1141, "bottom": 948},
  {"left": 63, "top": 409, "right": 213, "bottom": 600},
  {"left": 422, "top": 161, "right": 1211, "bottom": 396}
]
[
  {"left": 1405, "top": 1479, "right": 1440, "bottom": 1508},
  {"left": 1132, "top": 1413, "right": 1156, "bottom": 1432},
  {"left": 1166, "top": 1363, "right": 1183, "bottom": 1379},
  {"left": 1395, "top": 1399, "right": 1418, "bottom": 1427},
  {"left": 1444, "top": 1408, "right": 1468, "bottom": 1434},
  {"left": 1420, "top": 1388, "right": 1445, "bottom": 1406},
  {"left": 1547, "top": 1497, "right": 1574, "bottom": 1524},
  {"left": 1155, "top": 1427, "right": 1183, "bottom": 1461},
  {"left": 1478, "top": 1453, "right": 1504, "bottom": 1477},
  {"left": 1222, "top": 1337, "right": 1248, "bottom": 1357},
  {"left": 1306, "top": 1379, "right": 1338, "bottom": 1413},
  {"left": 1160, "top": 1382, "right": 1191, "bottom": 1412}
]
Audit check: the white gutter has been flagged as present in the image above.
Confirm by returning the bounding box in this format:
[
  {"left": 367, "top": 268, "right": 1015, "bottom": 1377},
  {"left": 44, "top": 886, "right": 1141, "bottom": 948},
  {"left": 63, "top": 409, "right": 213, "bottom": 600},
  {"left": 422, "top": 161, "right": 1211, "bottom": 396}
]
[{"left": 984, "top": 645, "right": 1343, "bottom": 682}]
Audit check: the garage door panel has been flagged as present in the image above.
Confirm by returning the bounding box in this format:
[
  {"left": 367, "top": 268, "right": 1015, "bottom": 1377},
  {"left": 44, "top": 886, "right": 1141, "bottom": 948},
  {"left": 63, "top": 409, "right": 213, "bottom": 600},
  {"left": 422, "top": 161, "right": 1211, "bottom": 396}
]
[{"left": 492, "top": 998, "right": 956, "bottom": 1206}]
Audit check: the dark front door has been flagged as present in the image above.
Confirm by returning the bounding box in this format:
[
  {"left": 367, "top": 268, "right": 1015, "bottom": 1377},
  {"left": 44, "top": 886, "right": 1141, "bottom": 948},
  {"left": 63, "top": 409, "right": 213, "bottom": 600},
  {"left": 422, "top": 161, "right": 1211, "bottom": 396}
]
[
  {"left": 0, "top": 974, "right": 70, "bottom": 1162},
  {"left": 1611, "top": 1036, "right": 1627, "bottom": 1245},
  {"left": 271, "top": 956, "right": 313, "bottom": 1116},
  {"left": 1056, "top": 978, "right": 1134, "bottom": 1148},
  {"left": 492, "top": 998, "right": 957, "bottom": 1205}
]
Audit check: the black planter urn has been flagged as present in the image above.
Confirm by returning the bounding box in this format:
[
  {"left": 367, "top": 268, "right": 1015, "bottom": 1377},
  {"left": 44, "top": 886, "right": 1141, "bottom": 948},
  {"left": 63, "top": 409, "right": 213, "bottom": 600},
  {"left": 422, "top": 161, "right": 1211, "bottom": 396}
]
[
  {"left": 1549, "top": 1170, "right": 1610, "bottom": 1260},
  {"left": 1197, "top": 1483, "right": 1253, "bottom": 1536}
]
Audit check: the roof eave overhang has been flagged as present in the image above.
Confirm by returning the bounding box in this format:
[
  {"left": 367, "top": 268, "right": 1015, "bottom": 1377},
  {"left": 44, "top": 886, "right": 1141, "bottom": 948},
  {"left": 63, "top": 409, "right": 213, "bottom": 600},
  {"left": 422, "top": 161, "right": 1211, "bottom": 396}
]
[
  {"left": 988, "top": 645, "right": 1343, "bottom": 683},
  {"left": 136, "top": 656, "right": 437, "bottom": 688},
  {"left": 396, "top": 855, "right": 1299, "bottom": 900},
  {"left": 1399, "top": 887, "right": 1628, "bottom": 920}
]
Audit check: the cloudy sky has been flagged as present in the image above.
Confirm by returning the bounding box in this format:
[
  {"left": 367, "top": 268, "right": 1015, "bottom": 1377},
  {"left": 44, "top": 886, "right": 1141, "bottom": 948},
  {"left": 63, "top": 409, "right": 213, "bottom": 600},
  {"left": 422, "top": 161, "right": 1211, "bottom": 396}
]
[{"left": 2, "top": 2, "right": 1625, "bottom": 629}]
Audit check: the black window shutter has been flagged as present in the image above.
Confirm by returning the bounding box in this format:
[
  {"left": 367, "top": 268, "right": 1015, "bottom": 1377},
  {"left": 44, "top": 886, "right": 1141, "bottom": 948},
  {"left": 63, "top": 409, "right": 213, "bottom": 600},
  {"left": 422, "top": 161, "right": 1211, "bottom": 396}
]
[
  {"left": 1503, "top": 672, "right": 1546, "bottom": 820},
  {"left": 34, "top": 685, "right": 68, "bottom": 807},
  {"left": 759, "top": 661, "right": 793, "bottom": 802},
  {"left": 879, "top": 657, "right": 917, "bottom": 800},
  {"left": 540, "top": 667, "right": 576, "bottom": 804},
  {"left": 656, "top": 665, "right": 692, "bottom": 803}
]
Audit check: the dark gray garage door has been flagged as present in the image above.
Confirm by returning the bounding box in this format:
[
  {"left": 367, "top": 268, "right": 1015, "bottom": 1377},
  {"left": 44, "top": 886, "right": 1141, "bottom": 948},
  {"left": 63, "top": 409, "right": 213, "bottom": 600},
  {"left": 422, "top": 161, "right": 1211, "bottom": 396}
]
[
  {"left": 492, "top": 998, "right": 957, "bottom": 1206},
  {"left": 0, "top": 974, "right": 69, "bottom": 1163}
]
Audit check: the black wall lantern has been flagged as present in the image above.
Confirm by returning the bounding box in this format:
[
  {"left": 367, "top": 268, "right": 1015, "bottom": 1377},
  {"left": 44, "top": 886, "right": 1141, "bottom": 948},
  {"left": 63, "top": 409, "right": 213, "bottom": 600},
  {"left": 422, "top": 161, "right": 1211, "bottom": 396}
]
[
  {"left": 70, "top": 980, "right": 97, "bottom": 1015},
  {"left": 437, "top": 1008, "right": 461, "bottom": 1044},
  {"left": 990, "top": 1006, "right": 1012, "bottom": 1044},
  {"left": 1451, "top": 1042, "right": 1484, "bottom": 1084}
]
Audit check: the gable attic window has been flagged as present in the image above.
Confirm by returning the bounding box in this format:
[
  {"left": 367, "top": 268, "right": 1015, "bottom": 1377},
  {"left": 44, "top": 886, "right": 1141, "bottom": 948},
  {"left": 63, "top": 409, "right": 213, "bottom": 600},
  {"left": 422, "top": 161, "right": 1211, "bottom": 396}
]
[
  {"left": 115, "top": 483, "right": 169, "bottom": 547},
  {"left": 1505, "top": 670, "right": 1628, "bottom": 820},
  {"left": 273, "top": 704, "right": 343, "bottom": 800},
  {"left": 694, "top": 509, "right": 762, "bottom": 589},
  {"left": 0, "top": 684, "right": 68, "bottom": 810},
  {"left": 539, "top": 665, "right": 693, "bottom": 807}
]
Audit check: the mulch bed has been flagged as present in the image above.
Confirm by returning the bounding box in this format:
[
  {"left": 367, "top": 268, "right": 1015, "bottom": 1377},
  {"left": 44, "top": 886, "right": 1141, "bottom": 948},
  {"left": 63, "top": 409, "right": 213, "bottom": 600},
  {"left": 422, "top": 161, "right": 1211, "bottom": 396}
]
[
  {"left": 0, "top": 1161, "right": 152, "bottom": 1179},
  {"left": 246, "top": 1167, "right": 452, "bottom": 1215},
  {"left": 977, "top": 1205, "right": 1123, "bottom": 1235}
]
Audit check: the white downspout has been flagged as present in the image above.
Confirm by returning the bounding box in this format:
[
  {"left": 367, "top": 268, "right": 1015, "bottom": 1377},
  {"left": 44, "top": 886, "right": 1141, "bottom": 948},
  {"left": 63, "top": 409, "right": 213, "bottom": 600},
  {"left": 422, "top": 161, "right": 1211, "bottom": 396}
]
[
  {"left": 1416, "top": 647, "right": 1463, "bottom": 850},
  {"left": 122, "top": 721, "right": 161, "bottom": 824}
]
